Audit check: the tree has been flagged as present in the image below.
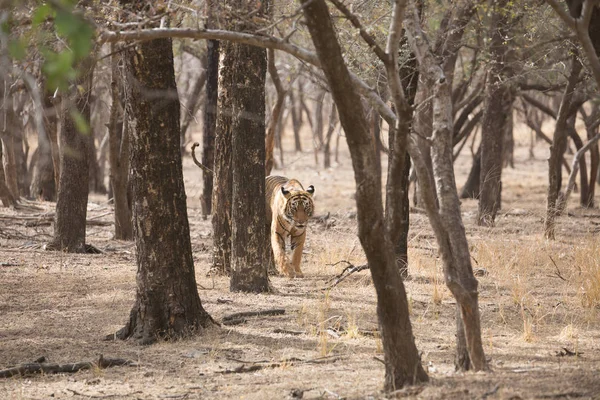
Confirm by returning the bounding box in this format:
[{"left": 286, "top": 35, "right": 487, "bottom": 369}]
[
  {"left": 478, "top": 0, "right": 515, "bottom": 227},
  {"left": 46, "top": 55, "right": 94, "bottom": 253},
  {"left": 300, "top": 0, "right": 428, "bottom": 390},
  {"left": 115, "top": 8, "right": 213, "bottom": 342},
  {"left": 108, "top": 45, "right": 132, "bottom": 241},
  {"left": 229, "top": 18, "right": 270, "bottom": 292}
]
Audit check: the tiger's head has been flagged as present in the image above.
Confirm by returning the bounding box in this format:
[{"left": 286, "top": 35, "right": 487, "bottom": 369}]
[{"left": 281, "top": 184, "right": 315, "bottom": 229}]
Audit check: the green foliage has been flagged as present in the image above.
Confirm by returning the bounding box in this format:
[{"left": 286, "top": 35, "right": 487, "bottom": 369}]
[
  {"left": 70, "top": 109, "right": 90, "bottom": 135},
  {"left": 6, "top": 1, "right": 95, "bottom": 92}
]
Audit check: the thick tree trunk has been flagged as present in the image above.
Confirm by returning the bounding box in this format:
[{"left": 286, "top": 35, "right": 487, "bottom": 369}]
[
  {"left": 301, "top": 0, "right": 428, "bottom": 390},
  {"left": 230, "top": 39, "right": 270, "bottom": 293},
  {"left": 47, "top": 57, "right": 94, "bottom": 253},
  {"left": 478, "top": 0, "right": 514, "bottom": 227},
  {"left": 109, "top": 47, "right": 132, "bottom": 241},
  {"left": 116, "top": 27, "right": 213, "bottom": 343},
  {"left": 545, "top": 53, "right": 582, "bottom": 239},
  {"left": 202, "top": 39, "right": 218, "bottom": 218}
]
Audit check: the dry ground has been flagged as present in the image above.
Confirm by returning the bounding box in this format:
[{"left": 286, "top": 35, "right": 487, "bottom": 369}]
[{"left": 1, "top": 127, "right": 600, "bottom": 400}]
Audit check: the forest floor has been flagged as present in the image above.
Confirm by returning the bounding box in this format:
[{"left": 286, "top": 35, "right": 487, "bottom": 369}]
[{"left": 1, "top": 127, "right": 600, "bottom": 400}]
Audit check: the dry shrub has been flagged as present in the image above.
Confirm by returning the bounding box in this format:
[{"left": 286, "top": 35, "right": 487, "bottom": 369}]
[{"left": 574, "top": 236, "right": 600, "bottom": 309}]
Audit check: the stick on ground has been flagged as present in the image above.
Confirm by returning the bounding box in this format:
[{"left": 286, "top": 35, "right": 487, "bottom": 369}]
[{"left": 0, "top": 355, "right": 136, "bottom": 378}]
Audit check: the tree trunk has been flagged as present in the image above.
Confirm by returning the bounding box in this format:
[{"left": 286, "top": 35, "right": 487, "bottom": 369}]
[
  {"left": 230, "top": 37, "right": 270, "bottom": 293},
  {"left": 0, "top": 143, "right": 16, "bottom": 207},
  {"left": 387, "top": 35, "right": 419, "bottom": 279},
  {"left": 180, "top": 64, "right": 207, "bottom": 156},
  {"left": 212, "top": 43, "right": 235, "bottom": 275},
  {"left": 29, "top": 89, "right": 56, "bottom": 201},
  {"left": 265, "top": 48, "right": 286, "bottom": 176},
  {"left": 403, "top": 2, "right": 488, "bottom": 371},
  {"left": 47, "top": 57, "right": 94, "bottom": 253},
  {"left": 88, "top": 125, "right": 106, "bottom": 194},
  {"left": 1, "top": 127, "right": 20, "bottom": 200},
  {"left": 569, "top": 125, "right": 590, "bottom": 206},
  {"left": 545, "top": 53, "right": 582, "bottom": 239},
  {"left": 323, "top": 102, "right": 338, "bottom": 168},
  {"left": 301, "top": 0, "right": 428, "bottom": 390},
  {"left": 478, "top": 0, "right": 514, "bottom": 227},
  {"left": 109, "top": 46, "right": 132, "bottom": 241},
  {"left": 313, "top": 89, "right": 326, "bottom": 154},
  {"left": 116, "top": 24, "right": 213, "bottom": 343},
  {"left": 460, "top": 146, "right": 481, "bottom": 199},
  {"left": 202, "top": 39, "right": 218, "bottom": 218},
  {"left": 291, "top": 81, "right": 304, "bottom": 152}
]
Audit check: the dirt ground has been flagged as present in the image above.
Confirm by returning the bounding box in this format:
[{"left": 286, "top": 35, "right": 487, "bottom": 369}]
[{"left": 1, "top": 125, "right": 600, "bottom": 400}]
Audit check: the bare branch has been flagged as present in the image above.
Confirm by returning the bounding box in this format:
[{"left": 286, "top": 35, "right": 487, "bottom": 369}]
[{"left": 328, "top": 0, "right": 388, "bottom": 63}]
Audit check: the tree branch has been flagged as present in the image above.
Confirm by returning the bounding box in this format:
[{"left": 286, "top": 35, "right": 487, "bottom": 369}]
[{"left": 328, "top": 0, "right": 388, "bottom": 63}]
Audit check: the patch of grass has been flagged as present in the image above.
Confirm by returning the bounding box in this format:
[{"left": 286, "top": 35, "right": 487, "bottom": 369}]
[{"left": 575, "top": 237, "right": 600, "bottom": 309}]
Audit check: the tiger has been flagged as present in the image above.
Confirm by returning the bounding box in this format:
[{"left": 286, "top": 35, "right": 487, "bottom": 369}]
[{"left": 265, "top": 176, "right": 315, "bottom": 278}]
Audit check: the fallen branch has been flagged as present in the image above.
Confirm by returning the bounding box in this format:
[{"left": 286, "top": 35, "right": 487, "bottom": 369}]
[
  {"left": 548, "top": 256, "right": 568, "bottom": 281},
  {"left": 0, "top": 355, "right": 136, "bottom": 378},
  {"left": 323, "top": 261, "right": 369, "bottom": 289},
  {"left": 221, "top": 309, "right": 285, "bottom": 325},
  {"left": 191, "top": 142, "right": 213, "bottom": 175},
  {"left": 219, "top": 355, "right": 345, "bottom": 374}
]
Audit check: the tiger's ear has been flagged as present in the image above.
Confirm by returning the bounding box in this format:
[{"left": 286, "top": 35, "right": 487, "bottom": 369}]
[
  {"left": 307, "top": 185, "right": 315, "bottom": 196},
  {"left": 281, "top": 186, "right": 291, "bottom": 198}
]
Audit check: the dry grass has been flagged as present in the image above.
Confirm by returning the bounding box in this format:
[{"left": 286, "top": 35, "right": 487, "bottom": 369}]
[{"left": 1, "top": 131, "right": 600, "bottom": 399}]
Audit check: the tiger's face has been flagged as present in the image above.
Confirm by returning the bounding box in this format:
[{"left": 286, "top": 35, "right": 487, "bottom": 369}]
[{"left": 282, "top": 185, "right": 315, "bottom": 228}]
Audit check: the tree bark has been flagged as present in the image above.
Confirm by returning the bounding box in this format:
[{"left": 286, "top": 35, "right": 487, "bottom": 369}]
[
  {"left": 460, "top": 146, "right": 481, "bottom": 199},
  {"left": 212, "top": 37, "right": 234, "bottom": 275},
  {"left": 478, "top": 0, "right": 514, "bottom": 227},
  {"left": 108, "top": 46, "right": 132, "bottom": 241},
  {"left": 47, "top": 57, "right": 94, "bottom": 253},
  {"left": 568, "top": 125, "right": 590, "bottom": 206},
  {"left": 265, "top": 48, "right": 286, "bottom": 176},
  {"left": 403, "top": 1, "right": 488, "bottom": 372},
  {"left": 290, "top": 85, "right": 303, "bottom": 152},
  {"left": 545, "top": 52, "right": 582, "bottom": 239},
  {"left": 301, "top": 0, "right": 428, "bottom": 390},
  {"left": 116, "top": 21, "right": 213, "bottom": 343},
  {"left": 230, "top": 36, "right": 270, "bottom": 293},
  {"left": 202, "top": 39, "right": 218, "bottom": 218},
  {"left": 323, "top": 102, "right": 338, "bottom": 168},
  {"left": 29, "top": 89, "right": 56, "bottom": 201}
]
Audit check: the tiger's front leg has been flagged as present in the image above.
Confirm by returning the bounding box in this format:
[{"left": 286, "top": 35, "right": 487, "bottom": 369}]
[
  {"left": 271, "top": 221, "right": 294, "bottom": 277},
  {"left": 290, "top": 231, "right": 306, "bottom": 278}
]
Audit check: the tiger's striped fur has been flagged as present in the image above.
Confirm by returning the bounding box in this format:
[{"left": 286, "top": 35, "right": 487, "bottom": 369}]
[{"left": 265, "top": 175, "right": 315, "bottom": 278}]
